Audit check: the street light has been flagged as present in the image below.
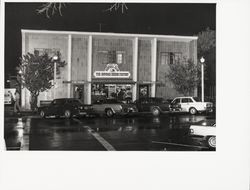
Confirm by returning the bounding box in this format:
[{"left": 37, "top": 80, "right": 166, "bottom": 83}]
[
  {"left": 200, "top": 56, "right": 205, "bottom": 102},
  {"left": 52, "top": 55, "right": 58, "bottom": 99}
]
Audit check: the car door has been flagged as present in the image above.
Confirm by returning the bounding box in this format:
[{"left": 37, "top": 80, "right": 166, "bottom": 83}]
[
  {"left": 134, "top": 99, "right": 142, "bottom": 112},
  {"left": 50, "top": 99, "right": 65, "bottom": 116},
  {"left": 170, "top": 98, "right": 181, "bottom": 111},
  {"left": 93, "top": 99, "right": 105, "bottom": 113},
  {"left": 141, "top": 98, "right": 151, "bottom": 112},
  {"left": 47, "top": 100, "right": 58, "bottom": 115},
  {"left": 181, "top": 98, "right": 193, "bottom": 112}
]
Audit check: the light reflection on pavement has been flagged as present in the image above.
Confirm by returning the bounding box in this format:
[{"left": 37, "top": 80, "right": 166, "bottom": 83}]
[{"left": 4, "top": 114, "right": 215, "bottom": 151}]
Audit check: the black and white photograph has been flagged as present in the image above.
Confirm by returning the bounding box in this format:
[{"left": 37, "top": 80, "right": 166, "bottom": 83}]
[
  {"left": 4, "top": 2, "right": 216, "bottom": 151},
  {"left": 1, "top": 1, "right": 250, "bottom": 190}
]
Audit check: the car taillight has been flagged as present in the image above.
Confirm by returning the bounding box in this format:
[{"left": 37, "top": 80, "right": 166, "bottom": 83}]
[{"left": 206, "top": 103, "right": 213, "bottom": 107}]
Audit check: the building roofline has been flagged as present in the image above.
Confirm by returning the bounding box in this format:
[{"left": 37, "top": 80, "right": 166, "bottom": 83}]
[{"left": 21, "top": 29, "right": 198, "bottom": 41}]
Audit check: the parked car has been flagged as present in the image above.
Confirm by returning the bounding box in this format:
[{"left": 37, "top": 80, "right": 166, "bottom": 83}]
[
  {"left": 170, "top": 96, "right": 213, "bottom": 115},
  {"left": 189, "top": 119, "right": 216, "bottom": 148},
  {"left": 134, "top": 97, "right": 171, "bottom": 116},
  {"left": 38, "top": 98, "right": 93, "bottom": 119},
  {"left": 92, "top": 98, "right": 137, "bottom": 117}
]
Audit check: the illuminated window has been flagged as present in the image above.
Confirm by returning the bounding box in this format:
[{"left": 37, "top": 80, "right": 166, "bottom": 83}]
[
  {"left": 116, "top": 51, "right": 125, "bottom": 64},
  {"left": 160, "top": 52, "right": 169, "bottom": 65}
]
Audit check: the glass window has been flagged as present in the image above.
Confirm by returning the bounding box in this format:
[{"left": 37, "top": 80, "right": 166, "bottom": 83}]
[
  {"left": 69, "top": 99, "right": 82, "bottom": 105},
  {"left": 98, "top": 51, "right": 108, "bottom": 64},
  {"left": 160, "top": 52, "right": 169, "bottom": 65},
  {"left": 56, "top": 99, "right": 65, "bottom": 105},
  {"left": 197, "top": 120, "right": 216, "bottom": 126},
  {"left": 193, "top": 97, "right": 201, "bottom": 102},
  {"left": 34, "top": 48, "right": 60, "bottom": 57},
  {"left": 116, "top": 52, "right": 123, "bottom": 64},
  {"left": 182, "top": 98, "right": 193, "bottom": 103},
  {"left": 160, "top": 52, "right": 182, "bottom": 64},
  {"left": 172, "top": 98, "right": 180, "bottom": 104},
  {"left": 170, "top": 52, "right": 174, "bottom": 64}
]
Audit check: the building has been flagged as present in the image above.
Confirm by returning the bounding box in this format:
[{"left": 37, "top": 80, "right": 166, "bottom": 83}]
[{"left": 21, "top": 29, "right": 198, "bottom": 109}]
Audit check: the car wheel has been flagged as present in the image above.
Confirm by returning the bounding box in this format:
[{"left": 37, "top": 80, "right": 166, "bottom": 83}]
[
  {"left": 64, "top": 110, "right": 72, "bottom": 119},
  {"left": 189, "top": 107, "right": 197, "bottom": 115},
  {"left": 207, "top": 136, "right": 216, "bottom": 148},
  {"left": 106, "top": 109, "right": 114, "bottom": 117},
  {"left": 152, "top": 107, "right": 160, "bottom": 117},
  {"left": 40, "top": 110, "right": 46, "bottom": 118}
]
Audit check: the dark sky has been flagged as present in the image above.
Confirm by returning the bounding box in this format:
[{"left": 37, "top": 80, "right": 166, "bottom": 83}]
[{"left": 5, "top": 3, "right": 216, "bottom": 77}]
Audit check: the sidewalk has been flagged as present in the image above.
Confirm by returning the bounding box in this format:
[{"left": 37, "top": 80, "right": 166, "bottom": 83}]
[{"left": 4, "top": 106, "right": 37, "bottom": 118}]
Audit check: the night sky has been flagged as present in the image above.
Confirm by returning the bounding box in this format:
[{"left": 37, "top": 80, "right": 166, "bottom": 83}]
[{"left": 5, "top": 3, "right": 216, "bottom": 77}]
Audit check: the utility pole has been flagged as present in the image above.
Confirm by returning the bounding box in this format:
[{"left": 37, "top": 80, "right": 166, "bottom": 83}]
[{"left": 200, "top": 57, "right": 205, "bottom": 102}]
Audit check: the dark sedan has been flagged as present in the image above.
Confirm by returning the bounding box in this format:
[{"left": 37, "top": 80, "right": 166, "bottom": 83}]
[
  {"left": 134, "top": 97, "right": 170, "bottom": 116},
  {"left": 38, "top": 98, "right": 93, "bottom": 119}
]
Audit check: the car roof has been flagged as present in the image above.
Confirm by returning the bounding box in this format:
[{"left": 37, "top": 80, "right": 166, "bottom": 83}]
[
  {"left": 174, "top": 97, "right": 194, "bottom": 99},
  {"left": 137, "top": 97, "right": 163, "bottom": 100},
  {"left": 54, "top": 98, "right": 79, "bottom": 100}
]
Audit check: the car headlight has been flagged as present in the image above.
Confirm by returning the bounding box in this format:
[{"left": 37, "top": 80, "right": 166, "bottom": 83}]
[{"left": 189, "top": 129, "right": 194, "bottom": 134}]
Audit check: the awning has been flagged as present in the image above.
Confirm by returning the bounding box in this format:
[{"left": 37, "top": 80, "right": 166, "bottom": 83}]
[
  {"left": 63, "top": 80, "right": 163, "bottom": 85},
  {"left": 91, "top": 79, "right": 136, "bottom": 84},
  {"left": 137, "top": 81, "right": 164, "bottom": 85}
]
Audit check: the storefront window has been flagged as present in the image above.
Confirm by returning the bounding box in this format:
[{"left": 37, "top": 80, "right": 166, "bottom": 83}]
[{"left": 91, "top": 84, "right": 132, "bottom": 103}]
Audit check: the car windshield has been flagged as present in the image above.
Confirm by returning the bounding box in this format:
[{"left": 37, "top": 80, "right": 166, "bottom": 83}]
[
  {"left": 106, "top": 99, "right": 124, "bottom": 104},
  {"left": 193, "top": 97, "right": 201, "bottom": 102},
  {"left": 70, "top": 99, "right": 83, "bottom": 105},
  {"left": 196, "top": 120, "right": 216, "bottom": 126},
  {"left": 52, "top": 99, "right": 65, "bottom": 105}
]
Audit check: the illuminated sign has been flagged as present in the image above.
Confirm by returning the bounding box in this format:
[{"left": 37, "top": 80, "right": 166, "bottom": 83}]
[{"left": 93, "top": 64, "right": 131, "bottom": 78}]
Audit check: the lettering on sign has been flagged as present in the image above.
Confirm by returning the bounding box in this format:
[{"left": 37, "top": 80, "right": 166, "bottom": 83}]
[{"left": 93, "top": 64, "right": 131, "bottom": 78}]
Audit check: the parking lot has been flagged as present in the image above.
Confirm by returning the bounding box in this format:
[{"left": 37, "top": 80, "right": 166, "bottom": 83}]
[{"left": 4, "top": 113, "right": 215, "bottom": 151}]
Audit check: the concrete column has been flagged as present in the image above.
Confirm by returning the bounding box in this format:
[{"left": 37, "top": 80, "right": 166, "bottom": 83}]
[
  {"left": 67, "top": 34, "right": 72, "bottom": 98},
  {"left": 87, "top": 35, "right": 92, "bottom": 104},
  {"left": 151, "top": 38, "right": 157, "bottom": 97},
  {"left": 21, "top": 32, "right": 26, "bottom": 108},
  {"left": 132, "top": 37, "right": 138, "bottom": 101}
]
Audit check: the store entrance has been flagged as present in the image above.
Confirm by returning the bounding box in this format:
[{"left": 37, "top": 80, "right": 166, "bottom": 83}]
[
  {"left": 91, "top": 84, "right": 133, "bottom": 103},
  {"left": 73, "top": 84, "right": 84, "bottom": 103}
]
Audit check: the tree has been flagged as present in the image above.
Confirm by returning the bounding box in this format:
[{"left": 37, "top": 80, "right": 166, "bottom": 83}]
[
  {"left": 197, "top": 28, "right": 216, "bottom": 99},
  {"left": 18, "top": 52, "right": 66, "bottom": 111},
  {"left": 167, "top": 58, "right": 200, "bottom": 96},
  {"left": 36, "top": 3, "right": 128, "bottom": 18},
  {"left": 197, "top": 27, "right": 215, "bottom": 58}
]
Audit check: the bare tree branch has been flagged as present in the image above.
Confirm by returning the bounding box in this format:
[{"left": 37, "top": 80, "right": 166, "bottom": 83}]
[
  {"left": 105, "top": 3, "right": 128, "bottom": 14},
  {"left": 36, "top": 3, "right": 128, "bottom": 18},
  {"left": 36, "top": 3, "right": 66, "bottom": 18}
]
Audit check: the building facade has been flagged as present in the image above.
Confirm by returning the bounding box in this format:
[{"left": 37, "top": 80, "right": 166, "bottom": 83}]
[{"left": 21, "top": 29, "right": 198, "bottom": 109}]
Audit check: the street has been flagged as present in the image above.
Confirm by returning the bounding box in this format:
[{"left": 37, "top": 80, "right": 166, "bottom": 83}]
[{"left": 4, "top": 113, "right": 215, "bottom": 151}]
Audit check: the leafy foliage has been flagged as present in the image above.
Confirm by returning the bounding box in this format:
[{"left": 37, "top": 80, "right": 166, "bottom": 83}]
[
  {"left": 167, "top": 58, "right": 200, "bottom": 96},
  {"left": 18, "top": 52, "right": 66, "bottom": 110},
  {"left": 197, "top": 28, "right": 216, "bottom": 58}
]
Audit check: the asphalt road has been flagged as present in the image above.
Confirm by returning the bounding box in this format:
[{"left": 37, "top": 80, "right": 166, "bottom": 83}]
[{"left": 4, "top": 113, "right": 215, "bottom": 151}]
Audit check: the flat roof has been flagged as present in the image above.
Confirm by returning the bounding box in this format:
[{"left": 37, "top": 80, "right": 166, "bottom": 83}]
[{"left": 21, "top": 29, "right": 198, "bottom": 42}]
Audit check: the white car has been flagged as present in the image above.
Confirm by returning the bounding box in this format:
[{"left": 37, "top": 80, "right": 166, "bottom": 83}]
[
  {"left": 170, "top": 96, "right": 213, "bottom": 115},
  {"left": 189, "top": 119, "right": 216, "bottom": 148}
]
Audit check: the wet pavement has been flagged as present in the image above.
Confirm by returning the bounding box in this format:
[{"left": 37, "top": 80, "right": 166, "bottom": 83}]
[{"left": 4, "top": 113, "right": 215, "bottom": 151}]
